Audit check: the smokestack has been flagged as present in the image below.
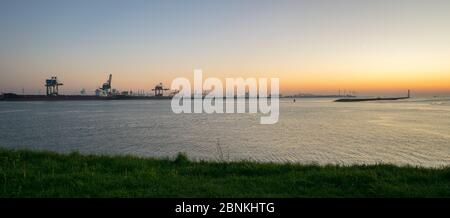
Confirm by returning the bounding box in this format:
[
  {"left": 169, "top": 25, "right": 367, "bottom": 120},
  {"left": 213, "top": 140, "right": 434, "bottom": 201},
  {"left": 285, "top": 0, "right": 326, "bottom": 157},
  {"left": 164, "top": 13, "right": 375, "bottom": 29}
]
[{"left": 407, "top": 89, "right": 410, "bottom": 98}]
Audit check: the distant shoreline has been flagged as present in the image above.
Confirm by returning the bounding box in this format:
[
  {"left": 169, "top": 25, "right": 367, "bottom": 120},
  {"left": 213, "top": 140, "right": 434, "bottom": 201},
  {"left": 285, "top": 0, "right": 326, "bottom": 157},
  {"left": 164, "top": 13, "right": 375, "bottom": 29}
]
[
  {"left": 0, "top": 93, "right": 172, "bottom": 101},
  {"left": 0, "top": 93, "right": 350, "bottom": 101}
]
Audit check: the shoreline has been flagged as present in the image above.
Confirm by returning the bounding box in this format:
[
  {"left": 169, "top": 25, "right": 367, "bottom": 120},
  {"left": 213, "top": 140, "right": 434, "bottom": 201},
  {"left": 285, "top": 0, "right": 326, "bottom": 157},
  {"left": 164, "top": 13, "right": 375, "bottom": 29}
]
[
  {"left": 0, "top": 93, "right": 352, "bottom": 101},
  {"left": 1, "top": 148, "right": 449, "bottom": 197}
]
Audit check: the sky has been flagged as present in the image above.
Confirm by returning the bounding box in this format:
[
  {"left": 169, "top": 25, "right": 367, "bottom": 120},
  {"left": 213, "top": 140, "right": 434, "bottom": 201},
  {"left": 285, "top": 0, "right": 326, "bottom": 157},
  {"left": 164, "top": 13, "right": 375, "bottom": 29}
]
[{"left": 0, "top": 0, "right": 450, "bottom": 96}]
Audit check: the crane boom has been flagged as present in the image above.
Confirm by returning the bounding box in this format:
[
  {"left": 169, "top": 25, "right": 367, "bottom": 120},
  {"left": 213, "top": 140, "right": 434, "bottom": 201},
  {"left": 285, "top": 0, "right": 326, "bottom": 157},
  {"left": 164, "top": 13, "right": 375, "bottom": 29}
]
[{"left": 108, "top": 74, "right": 112, "bottom": 87}]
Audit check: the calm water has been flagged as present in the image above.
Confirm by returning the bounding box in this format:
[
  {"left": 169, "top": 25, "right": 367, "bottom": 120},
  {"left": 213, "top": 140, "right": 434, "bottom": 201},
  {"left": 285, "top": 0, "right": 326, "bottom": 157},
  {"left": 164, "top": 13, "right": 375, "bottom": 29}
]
[{"left": 0, "top": 98, "right": 449, "bottom": 167}]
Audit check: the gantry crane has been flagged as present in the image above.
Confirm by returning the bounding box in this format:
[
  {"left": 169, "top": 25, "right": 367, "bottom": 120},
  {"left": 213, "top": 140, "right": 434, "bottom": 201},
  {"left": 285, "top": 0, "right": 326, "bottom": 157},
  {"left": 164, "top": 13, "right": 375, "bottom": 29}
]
[
  {"left": 45, "top": 76, "right": 63, "bottom": 96},
  {"left": 152, "top": 83, "right": 170, "bottom": 96}
]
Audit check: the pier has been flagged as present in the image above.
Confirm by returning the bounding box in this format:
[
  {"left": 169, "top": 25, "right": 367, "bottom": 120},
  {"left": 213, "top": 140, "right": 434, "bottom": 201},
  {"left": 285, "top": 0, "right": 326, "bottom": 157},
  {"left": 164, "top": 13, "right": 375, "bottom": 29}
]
[{"left": 335, "top": 90, "right": 410, "bottom": 102}]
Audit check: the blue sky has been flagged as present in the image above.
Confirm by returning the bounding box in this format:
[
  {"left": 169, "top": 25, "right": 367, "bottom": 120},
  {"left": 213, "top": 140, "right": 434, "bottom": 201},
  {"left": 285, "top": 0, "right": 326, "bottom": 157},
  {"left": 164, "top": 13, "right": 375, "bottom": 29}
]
[{"left": 1, "top": 0, "right": 450, "bottom": 95}]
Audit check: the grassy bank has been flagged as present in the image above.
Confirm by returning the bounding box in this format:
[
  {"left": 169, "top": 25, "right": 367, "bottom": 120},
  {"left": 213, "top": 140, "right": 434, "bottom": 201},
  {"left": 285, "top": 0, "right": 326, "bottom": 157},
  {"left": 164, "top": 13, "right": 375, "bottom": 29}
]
[{"left": 0, "top": 148, "right": 449, "bottom": 197}]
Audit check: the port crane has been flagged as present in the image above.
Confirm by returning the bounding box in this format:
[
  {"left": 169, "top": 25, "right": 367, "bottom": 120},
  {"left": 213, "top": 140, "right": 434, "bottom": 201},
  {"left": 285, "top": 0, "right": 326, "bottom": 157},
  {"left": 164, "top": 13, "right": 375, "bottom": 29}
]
[
  {"left": 152, "top": 83, "right": 170, "bottom": 96},
  {"left": 45, "top": 76, "right": 63, "bottom": 96},
  {"left": 99, "top": 74, "right": 112, "bottom": 96}
]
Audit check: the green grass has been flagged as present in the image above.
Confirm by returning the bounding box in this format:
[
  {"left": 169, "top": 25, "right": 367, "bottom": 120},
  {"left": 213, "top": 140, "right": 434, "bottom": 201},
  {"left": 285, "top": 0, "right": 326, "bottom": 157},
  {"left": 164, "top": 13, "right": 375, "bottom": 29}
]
[{"left": 0, "top": 148, "right": 449, "bottom": 197}]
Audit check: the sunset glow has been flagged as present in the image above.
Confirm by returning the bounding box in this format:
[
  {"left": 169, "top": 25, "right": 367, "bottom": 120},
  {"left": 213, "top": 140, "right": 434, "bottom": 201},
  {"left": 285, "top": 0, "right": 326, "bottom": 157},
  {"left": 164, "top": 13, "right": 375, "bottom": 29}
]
[{"left": 1, "top": 0, "right": 449, "bottom": 96}]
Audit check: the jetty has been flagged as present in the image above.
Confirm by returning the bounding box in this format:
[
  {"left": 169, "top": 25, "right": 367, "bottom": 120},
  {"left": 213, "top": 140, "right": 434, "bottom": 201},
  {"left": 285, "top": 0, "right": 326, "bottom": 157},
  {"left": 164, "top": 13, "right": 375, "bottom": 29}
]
[{"left": 335, "top": 90, "right": 410, "bottom": 102}]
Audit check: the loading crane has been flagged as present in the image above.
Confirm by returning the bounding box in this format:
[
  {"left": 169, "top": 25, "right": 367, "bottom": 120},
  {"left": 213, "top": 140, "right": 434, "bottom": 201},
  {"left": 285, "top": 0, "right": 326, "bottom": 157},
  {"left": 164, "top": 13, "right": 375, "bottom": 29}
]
[
  {"left": 45, "top": 76, "right": 63, "bottom": 96},
  {"left": 101, "top": 74, "right": 112, "bottom": 94},
  {"left": 96, "top": 74, "right": 113, "bottom": 96},
  {"left": 152, "top": 83, "right": 170, "bottom": 96}
]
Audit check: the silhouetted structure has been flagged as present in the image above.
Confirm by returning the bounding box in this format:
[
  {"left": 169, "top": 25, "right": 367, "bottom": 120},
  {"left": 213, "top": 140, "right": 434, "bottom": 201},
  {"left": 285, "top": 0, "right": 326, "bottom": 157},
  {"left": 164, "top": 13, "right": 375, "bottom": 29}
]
[
  {"left": 101, "top": 74, "right": 112, "bottom": 95},
  {"left": 152, "top": 83, "right": 170, "bottom": 96},
  {"left": 335, "top": 89, "right": 411, "bottom": 102},
  {"left": 45, "top": 76, "right": 63, "bottom": 96}
]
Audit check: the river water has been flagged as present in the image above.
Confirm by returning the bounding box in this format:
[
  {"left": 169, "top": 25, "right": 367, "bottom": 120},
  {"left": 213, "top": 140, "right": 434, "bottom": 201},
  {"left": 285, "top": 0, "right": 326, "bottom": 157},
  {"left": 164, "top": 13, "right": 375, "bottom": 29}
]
[{"left": 0, "top": 98, "right": 449, "bottom": 167}]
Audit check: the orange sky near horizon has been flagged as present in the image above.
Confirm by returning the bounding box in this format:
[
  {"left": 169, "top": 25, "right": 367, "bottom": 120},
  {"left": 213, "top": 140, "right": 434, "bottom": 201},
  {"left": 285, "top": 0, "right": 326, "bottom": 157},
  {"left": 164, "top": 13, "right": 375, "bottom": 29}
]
[{"left": 1, "top": 0, "right": 450, "bottom": 96}]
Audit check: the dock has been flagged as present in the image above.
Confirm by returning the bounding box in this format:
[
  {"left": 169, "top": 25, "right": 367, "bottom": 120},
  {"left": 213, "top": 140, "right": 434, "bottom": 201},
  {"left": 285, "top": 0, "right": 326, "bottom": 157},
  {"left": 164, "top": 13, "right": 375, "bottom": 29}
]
[{"left": 0, "top": 93, "right": 171, "bottom": 101}]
